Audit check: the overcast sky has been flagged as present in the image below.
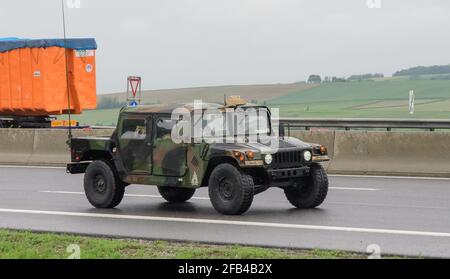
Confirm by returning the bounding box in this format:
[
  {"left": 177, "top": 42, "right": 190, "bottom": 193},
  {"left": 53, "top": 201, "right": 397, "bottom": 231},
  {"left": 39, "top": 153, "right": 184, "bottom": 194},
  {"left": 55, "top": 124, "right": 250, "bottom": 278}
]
[{"left": 1, "top": 0, "right": 449, "bottom": 93}]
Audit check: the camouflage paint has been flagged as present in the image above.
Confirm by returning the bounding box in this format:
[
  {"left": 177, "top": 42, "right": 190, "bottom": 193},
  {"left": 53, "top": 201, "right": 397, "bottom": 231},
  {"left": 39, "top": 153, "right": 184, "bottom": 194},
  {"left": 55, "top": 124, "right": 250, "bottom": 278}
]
[{"left": 69, "top": 103, "right": 330, "bottom": 189}]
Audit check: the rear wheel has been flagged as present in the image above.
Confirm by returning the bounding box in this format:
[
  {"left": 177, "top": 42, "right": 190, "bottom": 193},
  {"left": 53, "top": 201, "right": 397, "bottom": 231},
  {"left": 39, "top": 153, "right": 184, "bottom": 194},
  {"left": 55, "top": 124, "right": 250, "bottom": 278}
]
[
  {"left": 84, "top": 160, "right": 125, "bottom": 208},
  {"left": 157, "top": 187, "right": 196, "bottom": 203},
  {"left": 208, "top": 163, "right": 254, "bottom": 215},
  {"left": 284, "top": 163, "right": 328, "bottom": 209}
]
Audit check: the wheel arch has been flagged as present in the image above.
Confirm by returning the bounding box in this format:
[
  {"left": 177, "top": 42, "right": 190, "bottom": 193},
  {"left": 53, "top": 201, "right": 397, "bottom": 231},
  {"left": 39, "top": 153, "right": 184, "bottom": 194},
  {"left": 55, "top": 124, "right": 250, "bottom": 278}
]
[
  {"left": 81, "top": 150, "right": 113, "bottom": 162},
  {"left": 79, "top": 152, "right": 125, "bottom": 181},
  {"left": 201, "top": 156, "right": 240, "bottom": 186}
]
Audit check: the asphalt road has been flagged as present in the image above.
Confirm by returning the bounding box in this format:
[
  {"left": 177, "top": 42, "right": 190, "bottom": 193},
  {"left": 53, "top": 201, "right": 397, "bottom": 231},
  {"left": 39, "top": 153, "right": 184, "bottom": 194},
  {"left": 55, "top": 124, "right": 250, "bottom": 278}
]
[{"left": 0, "top": 166, "right": 449, "bottom": 258}]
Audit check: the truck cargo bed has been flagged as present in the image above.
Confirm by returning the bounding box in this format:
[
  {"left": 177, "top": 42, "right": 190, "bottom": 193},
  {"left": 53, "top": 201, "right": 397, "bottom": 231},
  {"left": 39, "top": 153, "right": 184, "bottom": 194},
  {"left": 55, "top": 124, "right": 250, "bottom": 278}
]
[{"left": 0, "top": 38, "right": 97, "bottom": 116}]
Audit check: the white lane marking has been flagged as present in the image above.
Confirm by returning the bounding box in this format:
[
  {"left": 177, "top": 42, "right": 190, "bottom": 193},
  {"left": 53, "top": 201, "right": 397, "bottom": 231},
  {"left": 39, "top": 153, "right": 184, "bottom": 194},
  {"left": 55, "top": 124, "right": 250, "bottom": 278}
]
[
  {"left": 329, "top": 174, "right": 450, "bottom": 181},
  {"left": 40, "top": 191, "right": 210, "bottom": 200},
  {"left": 1, "top": 208, "right": 450, "bottom": 238},
  {"left": 41, "top": 191, "right": 83, "bottom": 195},
  {"left": 1, "top": 165, "right": 450, "bottom": 180},
  {"left": 329, "top": 187, "right": 377, "bottom": 191},
  {"left": 328, "top": 201, "right": 450, "bottom": 211}
]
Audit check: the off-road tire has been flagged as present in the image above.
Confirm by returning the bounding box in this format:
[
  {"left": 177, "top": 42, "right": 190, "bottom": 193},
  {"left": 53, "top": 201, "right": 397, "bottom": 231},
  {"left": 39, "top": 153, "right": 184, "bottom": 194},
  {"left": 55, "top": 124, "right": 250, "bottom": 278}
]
[
  {"left": 157, "top": 187, "right": 196, "bottom": 203},
  {"left": 208, "top": 163, "right": 254, "bottom": 215},
  {"left": 284, "top": 163, "right": 328, "bottom": 209},
  {"left": 84, "top": 160, "right": 125, "bottom": 208}
]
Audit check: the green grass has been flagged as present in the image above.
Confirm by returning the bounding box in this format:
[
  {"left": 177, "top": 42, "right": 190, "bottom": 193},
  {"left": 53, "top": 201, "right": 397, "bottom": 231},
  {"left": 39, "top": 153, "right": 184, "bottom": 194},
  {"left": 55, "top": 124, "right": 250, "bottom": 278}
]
[
  {"left": 269, "top": 79, "right": 450, "bottom": 119},
  {"left": 271, "top": 101, "right": 450, "bottom": 119},
  {"left": 0, "top": 229, "right": 369, "bottom": 259},
  {"left": 99, "top": 82, "right": 315, "bottom": 105},
  {"left": 271, "top": 79, "right": 450, "bottom": 104},
  {"left": 61, "top": 78, "right": 450, "bottom": 125},
  {"left": 60, "top": 108, "right": 121, "bottom": 126}
]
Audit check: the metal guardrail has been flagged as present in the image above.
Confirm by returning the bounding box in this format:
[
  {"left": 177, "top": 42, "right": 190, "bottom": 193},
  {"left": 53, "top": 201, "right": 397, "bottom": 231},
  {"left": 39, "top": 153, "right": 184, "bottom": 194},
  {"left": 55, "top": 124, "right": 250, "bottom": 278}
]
[
  {"left": 90, "top": 125, "right": 116, "bottom": 130},
  {"left": 88, "top": 118, "right": 450, "bottom": 132},
  {"left": 279, "top": 118, "right": 450, "bottom": 132}
]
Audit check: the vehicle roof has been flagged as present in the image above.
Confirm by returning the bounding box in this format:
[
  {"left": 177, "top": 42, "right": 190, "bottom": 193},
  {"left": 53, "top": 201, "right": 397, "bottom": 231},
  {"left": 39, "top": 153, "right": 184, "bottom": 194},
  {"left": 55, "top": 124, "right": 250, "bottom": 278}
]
[{"left": 120, "top": 103, "right": 269, "bottom": 114}]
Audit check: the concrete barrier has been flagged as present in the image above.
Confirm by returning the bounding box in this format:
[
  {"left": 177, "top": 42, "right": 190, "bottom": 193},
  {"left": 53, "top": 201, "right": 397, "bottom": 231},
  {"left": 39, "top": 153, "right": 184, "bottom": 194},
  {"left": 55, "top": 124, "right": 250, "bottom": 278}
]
[
  {"left": 1, "top": 128, "right": 450, "bottom": 177},
  {"left": 330, "top": 131, "right": 450, "bottom": 177},
  {"left": 293, "top": 130, "right": 450, "bottom": 177},
  {"left": 29, "top": 129, "right": 114, "bottom": 166},
  {"left": 0, "top": 128, "right": 114, "bottom": 166},
  {"left": 28, "top": 129, "right": 71, "bottom": 166},
  {"left": 0, "top": 129, "right": 35, "bottom": 165}
]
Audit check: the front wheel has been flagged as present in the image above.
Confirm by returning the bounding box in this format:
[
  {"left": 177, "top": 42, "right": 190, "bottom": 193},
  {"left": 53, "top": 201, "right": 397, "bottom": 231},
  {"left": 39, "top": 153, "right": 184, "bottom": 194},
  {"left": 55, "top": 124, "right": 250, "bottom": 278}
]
[
  {"left": 84, "top": 160, "right": 125, "bottom": 208},
  {"left": 157, "top": 187, "right": 196, "bottom": 203},
  {"left": 208, "top": 163, "right": 254, "bottom": 215},
  {"left": 284, "top": 163, "right": 328, "bottom": 209}
]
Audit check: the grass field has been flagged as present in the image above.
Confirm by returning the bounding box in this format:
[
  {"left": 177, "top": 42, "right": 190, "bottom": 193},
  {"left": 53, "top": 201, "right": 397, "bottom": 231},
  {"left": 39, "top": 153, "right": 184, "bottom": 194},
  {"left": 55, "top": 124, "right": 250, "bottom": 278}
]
[
  {"left": 99, "top": 82, "right": 317, "bottom": 105},
  {"left": 70, "top": 82, "right": 315, "bottom": 126},
  {"left": 68, "top": 76, "right": 450, "bottom": 126},
  {"left": 0, "top": 229, "right": 369, "bottom": 259},
  {"left": 69, "top": 108, "right": 121, "bottom": 126},
  {"left": 269, "top": 79, "right": 450, "bottom": 119}
]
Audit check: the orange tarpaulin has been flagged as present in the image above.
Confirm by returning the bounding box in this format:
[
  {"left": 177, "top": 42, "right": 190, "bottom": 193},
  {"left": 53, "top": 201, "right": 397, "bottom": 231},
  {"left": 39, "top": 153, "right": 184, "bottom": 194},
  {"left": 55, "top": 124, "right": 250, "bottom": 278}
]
[{"left": 0, "top": 39, "right": 97, "bottom": 116}]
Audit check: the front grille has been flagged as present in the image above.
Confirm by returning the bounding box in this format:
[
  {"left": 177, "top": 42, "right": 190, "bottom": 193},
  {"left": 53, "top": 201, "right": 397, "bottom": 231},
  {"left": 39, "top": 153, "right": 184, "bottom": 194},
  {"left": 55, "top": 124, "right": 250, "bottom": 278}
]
[{"left": 272, "top": 150, "right": 305, "bottom": 169}]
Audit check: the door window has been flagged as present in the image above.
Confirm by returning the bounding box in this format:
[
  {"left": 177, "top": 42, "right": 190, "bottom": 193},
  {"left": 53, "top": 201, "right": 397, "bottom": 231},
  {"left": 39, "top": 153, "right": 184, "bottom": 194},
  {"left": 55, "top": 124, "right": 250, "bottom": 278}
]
[
  {"left": 156, "top": 118, "right": 176, "bottom": 139},
  {"left": 120, "top": 118, "right": 147, "bottom": 140}
]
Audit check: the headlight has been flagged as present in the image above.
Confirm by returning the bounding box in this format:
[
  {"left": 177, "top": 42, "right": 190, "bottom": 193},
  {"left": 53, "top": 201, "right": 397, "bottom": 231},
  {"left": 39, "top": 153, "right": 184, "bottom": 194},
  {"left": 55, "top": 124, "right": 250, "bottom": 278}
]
[
  {"left": 303, "top": 151, "right": 312, "bottom": 162},
  {"left": 264, "top": 154, "right": 273, "bottom": 165}
]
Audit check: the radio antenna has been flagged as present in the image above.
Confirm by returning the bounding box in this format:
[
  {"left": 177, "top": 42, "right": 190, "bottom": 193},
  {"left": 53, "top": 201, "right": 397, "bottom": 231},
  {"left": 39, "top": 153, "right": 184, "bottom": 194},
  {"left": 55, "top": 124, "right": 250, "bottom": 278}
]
[{"left": 61, "top": 0, "right": 73, "bottom": 142}]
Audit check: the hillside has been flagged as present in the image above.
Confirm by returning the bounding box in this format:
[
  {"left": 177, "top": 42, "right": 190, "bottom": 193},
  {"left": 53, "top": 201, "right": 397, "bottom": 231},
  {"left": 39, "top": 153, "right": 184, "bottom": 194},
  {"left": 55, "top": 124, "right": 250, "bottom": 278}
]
[
  {"left": 70, "top": 77, "right": 450, "bottom": 126},
  {"left": 98, "top": 82, "right": 317, "bottom": 105},
  {"left": 393, "top": 64, "right": 450, "bottom": 77},
  {"left": 269, "top": 78, "right": 450, "bottom": 118},
  {"left": 73, "top": 82, "right": 315, "bottom": 126},
  {"left": 271, "top": 79, "right": 450, "bottom": 104}
]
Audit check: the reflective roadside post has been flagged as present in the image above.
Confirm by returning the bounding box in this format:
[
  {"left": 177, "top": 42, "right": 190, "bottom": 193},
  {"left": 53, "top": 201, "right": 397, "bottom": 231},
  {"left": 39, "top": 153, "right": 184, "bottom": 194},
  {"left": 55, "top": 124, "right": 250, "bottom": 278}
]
[{"left": 409, "top": 90, "right": 415, "bottom": 115}]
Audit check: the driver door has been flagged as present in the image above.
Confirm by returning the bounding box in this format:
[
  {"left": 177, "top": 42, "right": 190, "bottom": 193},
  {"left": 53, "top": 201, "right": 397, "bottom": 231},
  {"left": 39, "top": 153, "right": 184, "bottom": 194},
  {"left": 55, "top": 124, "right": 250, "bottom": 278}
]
[
  {"left": 152, "top": 116, "right": 187, "bottom": 177},
  {"left": 117, "top": 115, "right": 153, "bottom": 175}
]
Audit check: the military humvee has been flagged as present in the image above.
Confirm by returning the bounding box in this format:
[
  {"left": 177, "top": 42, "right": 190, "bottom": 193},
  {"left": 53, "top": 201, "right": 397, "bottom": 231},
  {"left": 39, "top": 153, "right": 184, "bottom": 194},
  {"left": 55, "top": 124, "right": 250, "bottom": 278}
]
[{"left": 67, "top": 97, "right": 330, "bottom": 215}]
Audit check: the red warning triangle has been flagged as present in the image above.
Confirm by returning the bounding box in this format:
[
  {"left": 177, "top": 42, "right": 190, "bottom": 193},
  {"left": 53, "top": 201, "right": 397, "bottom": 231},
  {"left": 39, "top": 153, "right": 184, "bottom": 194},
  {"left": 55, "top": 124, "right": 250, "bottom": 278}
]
[{"left": 128, "top": 77, "right": 141, "bottom": 98}]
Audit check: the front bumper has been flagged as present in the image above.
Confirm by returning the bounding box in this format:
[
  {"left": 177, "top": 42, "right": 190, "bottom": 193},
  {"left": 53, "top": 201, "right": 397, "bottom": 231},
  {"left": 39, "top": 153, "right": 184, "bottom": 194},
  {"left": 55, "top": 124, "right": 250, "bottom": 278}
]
[
  {"left": 268, "top": 166, "right": 310, "bottom": 180},
  {"left": 312, "top": 155, "right": 330, "bottom": 162}
]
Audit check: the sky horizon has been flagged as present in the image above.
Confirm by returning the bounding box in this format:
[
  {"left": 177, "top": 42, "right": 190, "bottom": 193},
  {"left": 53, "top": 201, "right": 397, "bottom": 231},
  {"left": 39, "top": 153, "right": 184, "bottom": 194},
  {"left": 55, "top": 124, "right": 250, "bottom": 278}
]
[{"left": 1, "top": 0, "right": 449, "bottom": 94}]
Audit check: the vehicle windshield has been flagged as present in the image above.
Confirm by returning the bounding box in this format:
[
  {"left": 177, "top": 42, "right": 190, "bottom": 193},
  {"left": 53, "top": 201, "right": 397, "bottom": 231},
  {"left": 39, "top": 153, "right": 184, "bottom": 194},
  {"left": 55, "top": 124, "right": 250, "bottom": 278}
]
[{"left": 202, "top": 108, "right": 271, "bottom": 137}]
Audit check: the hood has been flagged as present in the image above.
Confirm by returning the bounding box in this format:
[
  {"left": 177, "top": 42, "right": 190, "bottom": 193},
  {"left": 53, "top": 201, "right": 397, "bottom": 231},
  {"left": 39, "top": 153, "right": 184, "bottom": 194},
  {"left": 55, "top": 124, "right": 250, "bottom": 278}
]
[{"left": 209, "top": 136, "right": 311, "bottom": 154}]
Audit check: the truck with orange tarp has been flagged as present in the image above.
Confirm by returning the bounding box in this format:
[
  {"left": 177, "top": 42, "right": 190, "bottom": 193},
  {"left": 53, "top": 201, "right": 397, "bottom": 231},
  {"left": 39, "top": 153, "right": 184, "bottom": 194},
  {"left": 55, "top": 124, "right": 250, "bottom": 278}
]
[{"left": 0, "top": 38, "right": 97, "bottom": 128}]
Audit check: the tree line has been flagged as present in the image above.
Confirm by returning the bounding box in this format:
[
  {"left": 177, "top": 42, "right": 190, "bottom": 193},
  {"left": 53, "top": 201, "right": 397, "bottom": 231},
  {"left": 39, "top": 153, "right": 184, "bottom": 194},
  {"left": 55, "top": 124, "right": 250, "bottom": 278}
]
[
  {"left": 307, "top": 73, "right": 384, "bottom": 84},
  {"left": 393, "top": 65, "right": 450, "bottom": 76}
]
